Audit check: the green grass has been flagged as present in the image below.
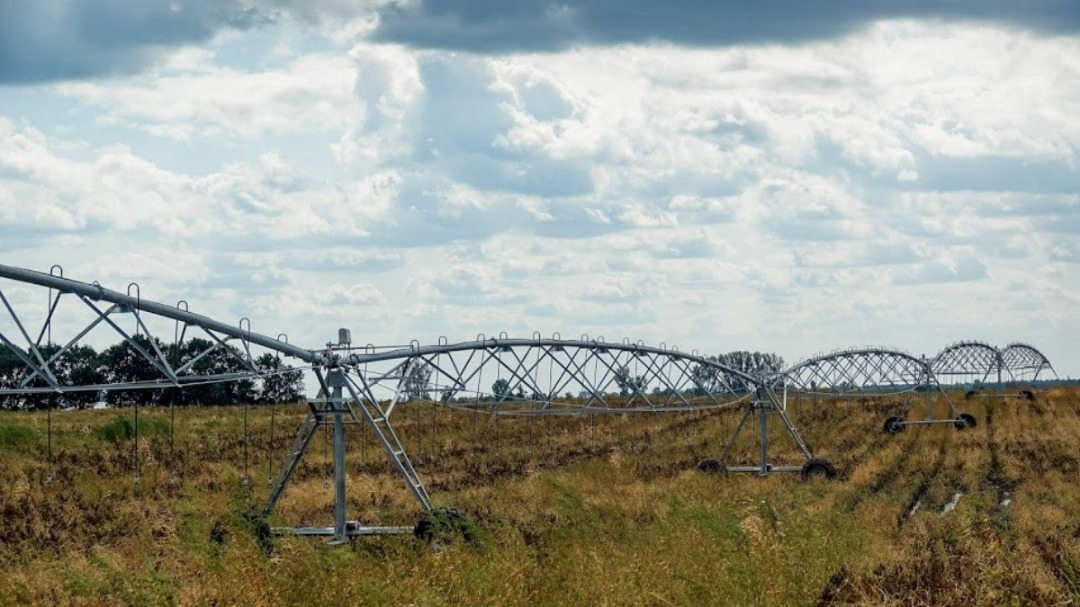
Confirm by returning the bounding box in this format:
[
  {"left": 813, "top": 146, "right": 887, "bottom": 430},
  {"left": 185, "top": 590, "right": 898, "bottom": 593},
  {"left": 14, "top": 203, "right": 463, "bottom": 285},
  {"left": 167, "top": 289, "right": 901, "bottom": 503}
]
[
  {"left": 0, "top": 423, "right": 36, "bottom": 448},
  {"left": 95, "top": 414, "right": 171, "bottom": 443}
]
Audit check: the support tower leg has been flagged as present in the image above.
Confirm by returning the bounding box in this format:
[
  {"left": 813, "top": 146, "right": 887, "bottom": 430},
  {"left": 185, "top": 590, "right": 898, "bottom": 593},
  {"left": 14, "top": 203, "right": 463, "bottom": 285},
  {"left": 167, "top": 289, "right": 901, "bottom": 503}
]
[{"left": 331, "top": 369, "right": 347, "bottom": 544}]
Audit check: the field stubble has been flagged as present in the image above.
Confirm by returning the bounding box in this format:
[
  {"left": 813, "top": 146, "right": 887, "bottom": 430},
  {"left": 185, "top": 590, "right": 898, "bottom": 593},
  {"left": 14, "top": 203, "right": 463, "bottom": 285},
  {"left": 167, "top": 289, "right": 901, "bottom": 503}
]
[{"left": 0, "top": 388, "right": 1078, "bottom": 605}]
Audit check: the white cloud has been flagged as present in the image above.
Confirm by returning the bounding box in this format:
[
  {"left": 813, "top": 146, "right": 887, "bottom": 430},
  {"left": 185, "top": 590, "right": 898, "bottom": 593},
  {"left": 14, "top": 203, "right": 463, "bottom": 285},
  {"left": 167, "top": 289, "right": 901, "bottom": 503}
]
[
  {"left": 2, "top": 18, "right": 1079, "bottom": 377},
  {"left": 896, "top": 252, "right": 990, "bottom": 284},
  {"left": 55, "top": 53, "right": 361, "bottom": 142}
]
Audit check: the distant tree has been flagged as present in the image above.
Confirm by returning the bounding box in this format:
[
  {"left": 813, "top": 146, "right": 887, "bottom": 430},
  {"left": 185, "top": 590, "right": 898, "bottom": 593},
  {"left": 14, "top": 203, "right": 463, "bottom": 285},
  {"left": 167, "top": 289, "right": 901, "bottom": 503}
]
[
  {"left": 0, "top": 345, "right": 24, "bottom": 410},
  {"left": 692, "top": 351, "right": 783, "bottom": 395},
  {"left": 47, "top": 344, "right": 103, "bottom": 409},
  {"left": 0, "top": 343, "right": 105, "bottom": 410},
  {"left": 690, "top": 362, "right": 720, "bottom": 396},
  {"left": 1, "top": 337, "right": 296, "bottom": 409},
  {"left": 99, "top": 335, "right": 167, "bottom": 407},
  {"left": 157, "top": 338, "right": 255, "bottom": 406},
  {"left": 614, "top": 365, "right": 647, "bottom": 396},
  {"left": 715, "top": 351, "right": 784, "bottom": 379},
  {"left": 492, "top": 378, "right": 511, "bottom": 402},
  {"left": 0, "top": 344, "right": 65, "bottom": 410},
  {"left": 255, "top": 353, "right": 304, "bottom": 404}
]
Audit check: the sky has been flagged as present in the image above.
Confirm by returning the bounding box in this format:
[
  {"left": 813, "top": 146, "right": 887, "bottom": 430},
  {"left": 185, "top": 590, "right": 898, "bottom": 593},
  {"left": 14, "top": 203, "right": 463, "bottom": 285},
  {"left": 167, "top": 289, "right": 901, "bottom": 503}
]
[{"left": 1, "top": 0, "right": 1078, "bottom": 376}]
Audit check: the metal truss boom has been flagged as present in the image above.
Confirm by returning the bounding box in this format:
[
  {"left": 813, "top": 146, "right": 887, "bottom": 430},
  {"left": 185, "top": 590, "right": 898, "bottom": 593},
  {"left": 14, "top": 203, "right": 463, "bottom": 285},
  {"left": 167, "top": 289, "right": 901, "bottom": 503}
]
[
  {"left": 0, "top": 264, "right": 1061, "bottom": 544},
  {"left": 0, "top": 263, "right": 323, "bottom": 367}
]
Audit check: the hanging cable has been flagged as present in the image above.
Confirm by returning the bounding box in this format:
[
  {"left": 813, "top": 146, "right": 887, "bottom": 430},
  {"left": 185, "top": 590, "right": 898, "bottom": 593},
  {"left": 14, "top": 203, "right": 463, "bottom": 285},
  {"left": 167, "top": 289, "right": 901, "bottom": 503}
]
[
  {"left": 414, "top": 381, "right": 422, "bottom": 466},
  {"left": 541, "top": 350, "right": 555, "bottom": 461},
  {"left": 527, "top": 399, "right": 535, "bottom": 460},
  {"left": 46, "top": 396, "right": 54, "bottom": 485},
  {"left": 430, "top": 352, "right": 439, "bottom": 467},
  {"left": 577, "top": 405, "right": 584, "bottom": 454},
  {"left": 360, "top": 358, "right": 367, "bottom": 470},
  {"left": 169, "top": 316, "right": 181, "bottom": 487},
  {"left": 242, "top": 399, "right": 250, "bottom": 491},
  {"left": 134, "top": 396, "right": 140, "bottom": 487},
  {"left": 617, "top": 410, "right": 623, "bottom": 453},
  {"left": 544, "top": 398, "right": 552, "bottom": 461},
  {"left": 169, "top": 398, "right": 176, "bottom": 486},
  {"left": 267, "top": 399, "right": 276, "bottom": 487},
  {"left": 45, "top": 282, "right": 55, "bottom": 485},
  {"left": 472, "top": 362, "right": 483, "bottom": 461},
  {"left": 494, "top": 408, "right": 500, "bottom": 462},
  {"left": 590, "top": 354, "right": 600, "bottom": 453},
  {"left": 323, "top": 404, "right": 330, "bottom": 489},
  {"left": 360, "top": 397, "right": 369, "bottom": 473}
]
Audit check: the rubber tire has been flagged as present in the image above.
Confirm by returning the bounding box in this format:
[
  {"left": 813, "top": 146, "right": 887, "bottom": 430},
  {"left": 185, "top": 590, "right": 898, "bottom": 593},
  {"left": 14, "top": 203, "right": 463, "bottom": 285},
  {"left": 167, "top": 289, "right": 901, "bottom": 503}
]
[
  {"left": 801, "top": 458, "right": 837, "bottom": 481},
  {"left": 696, "top": 458, "right": 725, "bottom": 475},
  {"left": 414, "top": 507, "right": 469, "bottom": 549},
  {"left": 883, "top": 416, "right": 905, "bottom": 434},
  {"left": 955, "top": 413, "right": 977, "bottom": 430}
]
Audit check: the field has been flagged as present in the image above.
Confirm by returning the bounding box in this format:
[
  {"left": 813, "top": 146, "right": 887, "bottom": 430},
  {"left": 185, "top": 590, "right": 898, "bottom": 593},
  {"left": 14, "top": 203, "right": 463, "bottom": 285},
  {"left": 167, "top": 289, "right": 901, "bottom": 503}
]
[{"left": 1, "top": 387, "right": 1079, "bottom": 606}]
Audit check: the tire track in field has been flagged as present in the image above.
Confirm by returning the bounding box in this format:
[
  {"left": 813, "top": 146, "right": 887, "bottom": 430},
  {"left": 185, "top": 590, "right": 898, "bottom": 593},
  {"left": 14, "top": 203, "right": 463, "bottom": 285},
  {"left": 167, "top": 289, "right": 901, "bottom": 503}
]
[
  {"left": 894, "top": 430, "right": 950, "bottom": 529},
  {"left": 823, "top": 410, "right": 896, "bottom": 479},
  {"left": 981, "top": 401, "right": 1018, "bottom": 527},
  {"left": 840, "top": 428, "right": 920, "bottom": 513}
]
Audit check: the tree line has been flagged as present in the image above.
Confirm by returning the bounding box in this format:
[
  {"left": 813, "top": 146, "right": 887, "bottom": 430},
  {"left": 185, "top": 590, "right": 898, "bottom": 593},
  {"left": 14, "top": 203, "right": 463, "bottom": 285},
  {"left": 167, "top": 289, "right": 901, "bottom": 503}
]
[
  {"left": 690, "top": 351, "right": 785, "bottom": 394},
  {"left": 0, "top": 335, "right": 304, "bottom": 411}
]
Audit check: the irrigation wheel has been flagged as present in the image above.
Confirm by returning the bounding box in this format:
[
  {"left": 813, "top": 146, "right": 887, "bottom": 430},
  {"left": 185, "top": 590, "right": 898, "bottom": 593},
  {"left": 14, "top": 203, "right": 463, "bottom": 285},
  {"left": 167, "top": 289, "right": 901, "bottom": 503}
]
[
  {"left": 883, "top": 416, "right": 906, "bottom": 434},
  {"left": 955, "top": 413, "right": 977, "bottom": 430},
  {"left": 800, "top": 458, "right": 837, "bottom": 481},
  {"left": 696, "top": 458, "right": 725, "bottom": 475},
  {"left": 414, "top": 507, "right": 480, "bottom": 549}
]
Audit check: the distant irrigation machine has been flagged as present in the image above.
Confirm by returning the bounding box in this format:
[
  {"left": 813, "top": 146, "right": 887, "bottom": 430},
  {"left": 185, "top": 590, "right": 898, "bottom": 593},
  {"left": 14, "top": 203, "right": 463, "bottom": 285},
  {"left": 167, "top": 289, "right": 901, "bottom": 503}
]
[
  {"left": 932, "top": 340, "right": 1055, "bottom": 401},
  {"left": 772, "top": 348, "right": 975, "bottom": 434},
  {"left": 0, "top": 264, "right": 1058, "bottom": 543}
]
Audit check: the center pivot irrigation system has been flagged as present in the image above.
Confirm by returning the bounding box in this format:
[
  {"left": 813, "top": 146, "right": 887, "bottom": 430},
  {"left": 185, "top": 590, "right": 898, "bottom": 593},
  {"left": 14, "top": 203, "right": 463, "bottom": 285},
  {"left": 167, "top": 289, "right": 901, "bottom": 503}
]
[{"left": 0, "top": 264, "right": 1057, "bottom": 543}]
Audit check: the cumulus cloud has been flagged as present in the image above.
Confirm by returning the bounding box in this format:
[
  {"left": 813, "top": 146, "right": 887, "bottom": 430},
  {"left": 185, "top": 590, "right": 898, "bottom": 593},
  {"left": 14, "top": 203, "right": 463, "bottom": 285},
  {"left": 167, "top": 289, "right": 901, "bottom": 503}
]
[
  {"left": 3, "top": 14, "right": 1080, "bottom": 375},
  {"left": 54, "top": 54, "right": 361, "bottom": 142},
  {"left": 896, "top": 253, "right": 990, "bottom": 284},
  {"left": 0, "top": 123, "right": 389, "bottom": 245}
]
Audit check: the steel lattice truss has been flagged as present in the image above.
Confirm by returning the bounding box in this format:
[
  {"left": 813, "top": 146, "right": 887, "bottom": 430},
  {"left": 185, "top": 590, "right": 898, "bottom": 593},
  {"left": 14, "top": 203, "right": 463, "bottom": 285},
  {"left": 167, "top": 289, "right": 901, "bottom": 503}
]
[
  {"left": 260, "top": 340, "right": 765, "bottom": 525},
  {"left": 931, "top": 340, "right": 1056, "bottom": 385},
  {"left": 768, "top": 347, "right": 979, "bottom": 434},
  {"left": 342, "top": 337, "right": 757, "bottom": 415},
  {"left": 0, "top": 264, "right": 780, "bottom": 540},
  {"left": 999, "top": 343, "right": 1055, "bottom": 382},
  {"left": 772, "top": 348, "right": 932, "bottom": 394},
  {"left": 931, "top": 341, "right": 1004, "bottom": 383},
  {"left": 0, "top": 264, "right": 322, "bottom": 402}
]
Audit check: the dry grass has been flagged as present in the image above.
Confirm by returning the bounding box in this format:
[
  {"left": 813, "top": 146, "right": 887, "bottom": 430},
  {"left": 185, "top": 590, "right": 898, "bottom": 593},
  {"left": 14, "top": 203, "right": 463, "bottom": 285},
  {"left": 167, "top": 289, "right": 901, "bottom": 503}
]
[{"left": 0, "top": 388, "right": 1078, "bottom": 606}]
